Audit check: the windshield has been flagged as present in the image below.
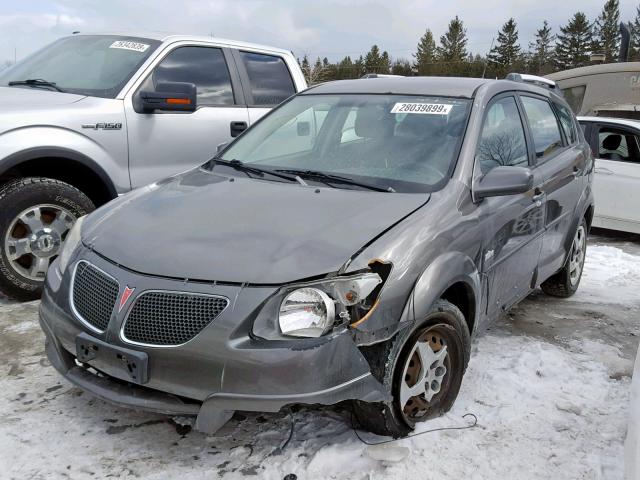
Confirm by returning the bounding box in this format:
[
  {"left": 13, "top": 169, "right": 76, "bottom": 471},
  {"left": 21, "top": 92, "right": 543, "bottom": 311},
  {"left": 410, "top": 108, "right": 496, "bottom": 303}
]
[
  {"left": 0, "top": 35, "right": 160, "bottom": 98},
  {"left": 220, "top": 94, "right": 471, "bottom": 193}
]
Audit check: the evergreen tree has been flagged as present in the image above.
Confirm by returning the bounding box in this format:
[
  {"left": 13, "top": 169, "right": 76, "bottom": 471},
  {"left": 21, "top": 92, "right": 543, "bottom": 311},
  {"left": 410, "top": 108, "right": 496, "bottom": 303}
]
[
  {"left": 336, "top": 56, "right": 355, "bottom": 79},
  {"left": 487, "top": 18, "right": 522, "bottom": 74},
  {"left": 592, "top": 0, "right": 620, "bottom": 61},
  {"left": 630, "top": 5, "right": 640, "bottom": 60},
  {"left": 555, "top": 12, "right": 593, "bottom": 69},
  {"left": 414, "top": 29, "right": 437, "bottom": 74},
  {"left": 438, "top": 16, "right": 468, "bottom": 63},
  {"left": 364, "top": 45, "right": 390, "bottom": 73},
  {"left": 528, "top": 20, "right": 555, "bottom": 74},
  {"left": 391, "top": 59, "right": 413, "bottom": 76}
]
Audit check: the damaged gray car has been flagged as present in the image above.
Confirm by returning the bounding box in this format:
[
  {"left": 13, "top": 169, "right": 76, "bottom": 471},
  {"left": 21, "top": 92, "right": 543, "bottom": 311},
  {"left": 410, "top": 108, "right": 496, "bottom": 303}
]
[{"left": 39, "top": 75, "right": 594, "bottom": 437}]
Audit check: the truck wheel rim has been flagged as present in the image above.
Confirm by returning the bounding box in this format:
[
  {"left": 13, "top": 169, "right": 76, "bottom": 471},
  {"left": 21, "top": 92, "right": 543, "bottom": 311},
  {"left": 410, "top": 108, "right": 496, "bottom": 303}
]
[
  {"left": 399, "top": 326, "right": 451, "bottom": 423},
  {"left": 568, "top": 225, "right": 586, "bottom": 286},
  {"left": 3, "top": 204, "right": 77, "bottom": 281}
]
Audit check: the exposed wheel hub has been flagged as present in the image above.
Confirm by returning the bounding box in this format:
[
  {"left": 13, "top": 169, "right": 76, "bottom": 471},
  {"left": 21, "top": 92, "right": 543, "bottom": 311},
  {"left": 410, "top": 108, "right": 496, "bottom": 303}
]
[
  {"left": 3, "top": 205, "right": 76, "bottom": 281},
  {"left": 400, "top": 330, "right": 449, "bottom": 420}
]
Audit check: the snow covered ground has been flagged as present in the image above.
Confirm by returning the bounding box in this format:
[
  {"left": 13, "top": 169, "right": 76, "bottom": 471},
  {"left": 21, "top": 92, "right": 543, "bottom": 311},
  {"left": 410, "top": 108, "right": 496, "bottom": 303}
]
[{"left": 0, "top": 233, "right": 638, "bottom": 479}]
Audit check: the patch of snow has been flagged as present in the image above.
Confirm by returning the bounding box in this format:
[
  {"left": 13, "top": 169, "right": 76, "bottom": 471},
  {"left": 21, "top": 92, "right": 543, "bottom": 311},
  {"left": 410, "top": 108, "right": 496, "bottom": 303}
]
[
  {"left": 626, "top": 348, "right": 640, "bottom": 480},
  {"left": 572, "top": 245, "right": 640, "bottom": 306},
  {"left": 0, "top": 333, "right": 629, "bottom": 479}
]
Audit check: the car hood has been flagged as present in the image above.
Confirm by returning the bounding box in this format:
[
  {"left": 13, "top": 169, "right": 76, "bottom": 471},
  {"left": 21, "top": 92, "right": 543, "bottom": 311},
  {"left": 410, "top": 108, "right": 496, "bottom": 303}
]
[
  {"left": 83, "top": 168, "right": 429, "bottom": 284},
  {"left": 0, "top": 86, "right": 86, "bottom": 109}
]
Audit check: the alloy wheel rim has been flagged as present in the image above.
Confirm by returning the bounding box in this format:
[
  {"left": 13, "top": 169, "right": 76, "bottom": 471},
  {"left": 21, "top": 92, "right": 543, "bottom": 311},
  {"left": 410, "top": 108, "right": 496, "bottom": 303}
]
[
  {"left": 399, "top": 327, "right": 450, "bottom": 422},
  {"left": 3, "top": 204, "right": 77, "bottom": 281},
  {"left": 568, "top": 225, "right": 586, "bottom": 286}
]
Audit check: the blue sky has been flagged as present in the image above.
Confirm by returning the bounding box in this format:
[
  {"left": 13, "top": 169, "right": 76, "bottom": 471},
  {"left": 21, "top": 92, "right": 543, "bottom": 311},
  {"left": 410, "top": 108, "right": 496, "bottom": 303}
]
[{"left": 0, "top": 0, "right": 637, "bottom": 65}]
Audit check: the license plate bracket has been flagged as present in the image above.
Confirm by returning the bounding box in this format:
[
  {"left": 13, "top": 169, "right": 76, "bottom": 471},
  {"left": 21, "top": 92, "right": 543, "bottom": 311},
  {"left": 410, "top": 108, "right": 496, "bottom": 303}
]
[{"left": 75, "top": 332, "right": 149, "bottom": 385}]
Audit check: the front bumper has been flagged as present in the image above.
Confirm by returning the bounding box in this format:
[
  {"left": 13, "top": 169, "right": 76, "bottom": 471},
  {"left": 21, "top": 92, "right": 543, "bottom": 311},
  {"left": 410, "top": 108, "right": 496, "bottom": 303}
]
[{"left": 40, "top": 251, "right": 388, "bottom": 433}]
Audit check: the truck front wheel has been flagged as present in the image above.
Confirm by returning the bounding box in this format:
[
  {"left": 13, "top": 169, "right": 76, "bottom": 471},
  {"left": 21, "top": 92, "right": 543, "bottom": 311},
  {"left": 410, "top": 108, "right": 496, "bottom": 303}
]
[{"left": 0, "top": 177, "right": 94, "bottom": 301}]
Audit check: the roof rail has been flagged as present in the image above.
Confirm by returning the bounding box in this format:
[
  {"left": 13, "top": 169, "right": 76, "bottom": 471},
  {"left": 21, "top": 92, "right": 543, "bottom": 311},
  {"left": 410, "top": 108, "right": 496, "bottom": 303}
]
[
  {"left": 505, "top": 72, "right": 559, "bottom": 92},
  {"left": 361, "top": 73, "right": 405, "bottom": 79}
]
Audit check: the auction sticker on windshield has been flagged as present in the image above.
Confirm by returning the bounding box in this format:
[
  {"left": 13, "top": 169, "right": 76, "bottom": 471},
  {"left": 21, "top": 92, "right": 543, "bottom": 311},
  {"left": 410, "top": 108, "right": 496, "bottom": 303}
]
[
  {"left": 391, "top": 103, "right": 453, "bottom": 114},
  {"left": 109, "top": 41, "right": 150, "bottom": 53}
]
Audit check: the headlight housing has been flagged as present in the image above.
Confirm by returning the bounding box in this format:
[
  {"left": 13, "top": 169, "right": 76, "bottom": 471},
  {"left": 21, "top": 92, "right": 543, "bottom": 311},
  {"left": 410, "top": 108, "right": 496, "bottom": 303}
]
[
  {"left": 277, "top": 272, "right": 382, "bottom": 338},
  {"left": 57, "top": 215, "right": 85, "bottom": 274}
]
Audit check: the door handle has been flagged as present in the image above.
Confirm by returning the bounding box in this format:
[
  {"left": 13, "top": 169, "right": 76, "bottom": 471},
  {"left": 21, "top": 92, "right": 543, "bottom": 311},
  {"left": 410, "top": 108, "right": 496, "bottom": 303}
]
[
  {"left": 595, "top": 166, "right": 613, "bottom": 175},
  {"left": 230, "top": 121, "right": 248, "bottom": 138}
]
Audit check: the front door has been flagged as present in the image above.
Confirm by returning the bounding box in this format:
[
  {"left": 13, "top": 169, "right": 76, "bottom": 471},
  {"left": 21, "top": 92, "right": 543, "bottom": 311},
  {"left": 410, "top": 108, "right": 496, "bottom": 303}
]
[
  {"left": 124, "top": 44, "right": 249, "bottom": 187},
  {"left": 476, "top": 95, "right": 546, "bottom": 317},
  {"left": 590, "top": 122, "right": 640, "bottom": 232}
]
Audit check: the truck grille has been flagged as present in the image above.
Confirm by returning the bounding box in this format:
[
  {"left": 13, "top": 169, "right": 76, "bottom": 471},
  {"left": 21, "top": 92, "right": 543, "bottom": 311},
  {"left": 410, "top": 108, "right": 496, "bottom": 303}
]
[
  {"left": 72, "top": 261, "right": 119, "bottom": 332},
  {"left": 122, "top": 291, "right": 228, "bottom": 346}
]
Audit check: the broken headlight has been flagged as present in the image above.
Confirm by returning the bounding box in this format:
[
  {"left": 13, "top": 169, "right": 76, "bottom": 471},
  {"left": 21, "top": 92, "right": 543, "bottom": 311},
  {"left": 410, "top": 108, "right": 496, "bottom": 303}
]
[{"left": 278, "top": 273, "right": 382, "bottom": 338}]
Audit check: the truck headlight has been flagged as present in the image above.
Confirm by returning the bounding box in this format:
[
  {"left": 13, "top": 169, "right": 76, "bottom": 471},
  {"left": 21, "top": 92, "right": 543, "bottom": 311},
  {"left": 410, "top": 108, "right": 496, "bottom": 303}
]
[
  {"left": 279, "top": 287, "right": 335, "bottom": 338},
  {"left": 57, "top": 215, "right": 85, "bottom": 274}
]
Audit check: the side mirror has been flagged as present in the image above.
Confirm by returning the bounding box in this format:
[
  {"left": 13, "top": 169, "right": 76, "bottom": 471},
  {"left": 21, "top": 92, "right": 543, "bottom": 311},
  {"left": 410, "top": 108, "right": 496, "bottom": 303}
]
[
  {"left": 473, "top": 166, "right": 533, "bottom": 200},
  {"left": 138, "top": 82, "right": 197, "bottom": 113}
]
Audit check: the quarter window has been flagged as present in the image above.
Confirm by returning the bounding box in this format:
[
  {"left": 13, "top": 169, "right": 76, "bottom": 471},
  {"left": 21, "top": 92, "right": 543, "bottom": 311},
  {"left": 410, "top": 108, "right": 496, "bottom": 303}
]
[
  {"left": 147, "top": 46, "right": 234, "bottom": 106},
  {"left": 521, "top": 96, "right": 563, "bottom": 161},
  {"left": 555, "top": 103, "right": 578, "bottom": 144},
  {"left": 561, "top": 85, "right": 586, "bottom": 114},
  {"left": 239, "top": 51, "right": 296, "bottom": 106},
  {"left": 478, "top": 96, "right": 528, "bottom": 174}
]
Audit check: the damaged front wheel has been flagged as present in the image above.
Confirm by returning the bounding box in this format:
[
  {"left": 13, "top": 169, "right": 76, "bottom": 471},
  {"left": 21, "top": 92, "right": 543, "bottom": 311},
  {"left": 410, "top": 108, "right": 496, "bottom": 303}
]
[{"left": 353, "top": 299, "right": 470, "bottom": 438}]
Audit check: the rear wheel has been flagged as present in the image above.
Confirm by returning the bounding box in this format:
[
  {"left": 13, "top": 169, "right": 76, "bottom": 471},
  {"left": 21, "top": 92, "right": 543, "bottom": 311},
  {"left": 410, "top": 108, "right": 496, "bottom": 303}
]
[
  {"left": 353, "top": 299, "right": 471, "bottom": 438},
  {"left": 0, "top": 177, "right": 94, "bottom": 301},
  {"left": 541, "top": 218, "right": 587, "bottom": 298}
]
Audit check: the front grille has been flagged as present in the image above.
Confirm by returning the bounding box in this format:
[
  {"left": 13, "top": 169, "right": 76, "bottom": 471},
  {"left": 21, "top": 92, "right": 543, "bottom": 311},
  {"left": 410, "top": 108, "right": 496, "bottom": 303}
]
[
  {"left": 122, "top": 291, "right": 228, "bottom": 346},
  {"left": 72, "top": 261, "right": 119, "bottom": 332}
]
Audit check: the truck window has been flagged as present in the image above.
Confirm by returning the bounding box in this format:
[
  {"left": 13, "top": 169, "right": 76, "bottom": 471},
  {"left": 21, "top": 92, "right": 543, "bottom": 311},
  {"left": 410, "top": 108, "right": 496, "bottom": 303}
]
[
  {"left": 239, "top": 51, "right": 296, "bottom": 106},
  {"left": 560, "top": 85, "right": 586, "bottom": 114},
  {"left": 520, "top": 96, "right": 563, "bottom": 161},
  {"left": 148, "top": 46, "right": 235, "bottom": 106}
]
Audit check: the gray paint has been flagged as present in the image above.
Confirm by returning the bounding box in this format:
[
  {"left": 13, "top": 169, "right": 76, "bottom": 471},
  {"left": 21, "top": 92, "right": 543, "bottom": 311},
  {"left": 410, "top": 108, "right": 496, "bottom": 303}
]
[{"left": 39, "top": 76, "right": 594, "bottom": 433}]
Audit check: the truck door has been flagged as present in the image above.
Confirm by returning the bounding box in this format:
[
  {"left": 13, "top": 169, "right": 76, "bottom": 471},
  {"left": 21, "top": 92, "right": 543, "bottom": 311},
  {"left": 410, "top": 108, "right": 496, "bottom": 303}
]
[{"left": 124, "top": 44, "right": 249, "bottom": 187}]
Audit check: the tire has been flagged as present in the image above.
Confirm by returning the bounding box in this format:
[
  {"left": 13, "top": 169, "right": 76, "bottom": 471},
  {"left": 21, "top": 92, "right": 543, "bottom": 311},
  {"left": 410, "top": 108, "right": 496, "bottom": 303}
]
[
  {"left": 0, "top": 177, "right": 95, "bottom": 301},
  {"left": 353, "top": 299, "right": 471, "bottom": 438},
  {"left": 540, "top": 217, "right": 587, "bottom": 298}
]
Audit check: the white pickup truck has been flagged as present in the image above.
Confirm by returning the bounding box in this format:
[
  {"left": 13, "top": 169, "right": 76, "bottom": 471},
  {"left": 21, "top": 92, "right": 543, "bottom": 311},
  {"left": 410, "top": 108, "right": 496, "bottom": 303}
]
[{"left": 0, "top": 33, "right": 307, "bottom": 300}]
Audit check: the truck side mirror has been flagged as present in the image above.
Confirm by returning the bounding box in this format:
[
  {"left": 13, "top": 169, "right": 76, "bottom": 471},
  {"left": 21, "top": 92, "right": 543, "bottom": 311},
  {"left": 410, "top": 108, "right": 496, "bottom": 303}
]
[{"left": 137, "top": 82, "right": 197, "bottom": 113}]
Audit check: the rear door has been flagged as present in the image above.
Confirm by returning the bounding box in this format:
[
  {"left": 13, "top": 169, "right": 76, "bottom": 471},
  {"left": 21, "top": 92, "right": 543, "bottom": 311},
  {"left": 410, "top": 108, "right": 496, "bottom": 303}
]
[
  {"left": 124, "top": 43, "right": 249, "bottom": 187},
  {"left": 588, "top": 121, "right": 640, "bottom": 232},
  {"left": 231, "top": 49, "right": 298, "bottom": 125},
  {"left": 477, "top": 94, "right": 546, "bottom": 316},
  {"left": 518, "top": 94, "right": 584, "bottom": 282}
]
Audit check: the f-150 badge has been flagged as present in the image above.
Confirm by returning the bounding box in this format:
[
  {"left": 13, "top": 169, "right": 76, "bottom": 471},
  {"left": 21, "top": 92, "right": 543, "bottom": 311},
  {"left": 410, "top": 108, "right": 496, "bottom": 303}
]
[{"left": 82, "top": 122, "right": 122, "bottom": 130}]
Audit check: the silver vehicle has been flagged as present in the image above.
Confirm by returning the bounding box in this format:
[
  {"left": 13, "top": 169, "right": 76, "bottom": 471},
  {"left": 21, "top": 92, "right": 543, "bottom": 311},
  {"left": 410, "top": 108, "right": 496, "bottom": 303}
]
[{"left": 0, "top": 33, "right": 307, "bottom": 300}]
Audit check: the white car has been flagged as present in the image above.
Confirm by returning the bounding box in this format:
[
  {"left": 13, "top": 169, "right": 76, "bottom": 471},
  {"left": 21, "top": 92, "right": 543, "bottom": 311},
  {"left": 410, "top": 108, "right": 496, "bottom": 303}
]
[{"left": 578, "top": 116, "right": 640, "bottom": 234}]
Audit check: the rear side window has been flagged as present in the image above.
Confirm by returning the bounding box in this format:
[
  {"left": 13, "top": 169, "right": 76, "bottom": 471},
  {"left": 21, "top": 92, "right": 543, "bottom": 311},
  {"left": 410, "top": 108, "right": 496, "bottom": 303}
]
[
  {"left": 555, "top": 103, "right": 578, "bottom": 144},
  {"left": 521, "top": 96, "right": 563, "bottom": 161},
  {"left": 151, "top": 46, "right": 234, "bottom": 106},
  {"left": 561, "top": 85, "right": 586, "bottom": 114},
  {"left": 239, "top": 51, "right": 295, "bottom": 106},
  {"left": 477, "top": 96, "right": 528, "bottom": 174},
  {"left": 597, "top": 126, "right": 640, "bottom": 164}
]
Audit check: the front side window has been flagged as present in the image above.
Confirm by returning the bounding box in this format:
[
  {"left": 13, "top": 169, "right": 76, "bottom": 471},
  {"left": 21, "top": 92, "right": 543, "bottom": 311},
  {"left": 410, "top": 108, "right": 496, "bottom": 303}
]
[
  {"left": 219, "top": 94, "right": 471, "bottom": 193},
  {"left": 597, "top": 126, "right": 640, "bottom": 164},
  {"left": 521, "top": 96, "right": 563, "bottom": 161},
  {"left": 0, "top": 35, "right": 160, "bottom": 98},
  {"left": 477, "top": 96, "right": 528, "bottom": 174},
  {"left": 239, "top": 52, "right": 296, "bottom": 106},
  {"left": 144, "top": 46, "right": 234, "bottom": 106}
]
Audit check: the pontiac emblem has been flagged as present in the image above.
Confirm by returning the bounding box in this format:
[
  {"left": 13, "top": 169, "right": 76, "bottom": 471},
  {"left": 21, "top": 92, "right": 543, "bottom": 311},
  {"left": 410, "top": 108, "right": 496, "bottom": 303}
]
[{"left": 118, "top": 286, "right": 135, "bottom": 313}]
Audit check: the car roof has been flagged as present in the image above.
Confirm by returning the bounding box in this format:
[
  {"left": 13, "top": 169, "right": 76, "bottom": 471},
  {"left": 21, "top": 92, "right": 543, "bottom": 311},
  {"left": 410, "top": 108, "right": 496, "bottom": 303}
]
[
  {"left": 303, "top": 76, "right": 557, "bottom": 99},
  {"left": 578, "top": 116, "right": 640, "bottom": 129},
  {"left": 71, "top": 32, "right": 292, "bottom": 56}
]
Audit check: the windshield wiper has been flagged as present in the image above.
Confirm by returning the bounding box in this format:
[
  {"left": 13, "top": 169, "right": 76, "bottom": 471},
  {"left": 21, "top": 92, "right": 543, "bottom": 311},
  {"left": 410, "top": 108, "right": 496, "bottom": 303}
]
[
  {"left": 212, "top": 158, "right": 300, "bottom": 183},
  {"left": 8, "top": 79, "right": 65, "bottom": 93},
  {"left": 275, "top": 169, "right": 395, "bottom": 193}
]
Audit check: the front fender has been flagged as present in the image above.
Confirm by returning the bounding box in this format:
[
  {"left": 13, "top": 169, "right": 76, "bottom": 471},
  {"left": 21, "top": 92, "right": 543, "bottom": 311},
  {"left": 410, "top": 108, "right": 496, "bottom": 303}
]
[
  {"left": 411, "top": 251, "right": 481, "bottom": 335},
  {"left": 0, "top": 125, "right": 128, "bottom": 193}
]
